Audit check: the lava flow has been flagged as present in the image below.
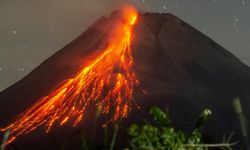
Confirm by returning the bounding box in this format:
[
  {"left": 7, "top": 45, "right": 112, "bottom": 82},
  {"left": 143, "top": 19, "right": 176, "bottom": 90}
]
[{"left": 1, "top": 8, "right": 139, "bottom": 145}]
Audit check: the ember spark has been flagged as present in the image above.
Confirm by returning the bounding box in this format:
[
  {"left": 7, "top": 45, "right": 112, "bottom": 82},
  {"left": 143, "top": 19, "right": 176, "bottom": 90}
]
[{"left": 1, "top": 8, "right": 139, "bottom": 144}]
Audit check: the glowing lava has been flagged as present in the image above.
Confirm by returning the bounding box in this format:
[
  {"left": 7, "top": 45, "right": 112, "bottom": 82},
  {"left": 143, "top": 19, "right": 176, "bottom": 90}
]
[{"left": 1, "top": 8, "right": 139, "bottom": 144}]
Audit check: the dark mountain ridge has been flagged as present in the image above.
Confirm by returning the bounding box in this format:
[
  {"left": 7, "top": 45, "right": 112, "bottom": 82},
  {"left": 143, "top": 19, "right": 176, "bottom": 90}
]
[{"left": 0, "top": 11, "right": 250, "bottom": 149}]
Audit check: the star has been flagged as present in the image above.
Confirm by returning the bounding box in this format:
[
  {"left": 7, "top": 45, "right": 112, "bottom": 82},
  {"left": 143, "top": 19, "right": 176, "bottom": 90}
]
[
  {"left": 13, "top": 29, "right": 17, "bottom": 34},
  {"left": 242, "top": 0, "right": 246, "bottom": 6}
]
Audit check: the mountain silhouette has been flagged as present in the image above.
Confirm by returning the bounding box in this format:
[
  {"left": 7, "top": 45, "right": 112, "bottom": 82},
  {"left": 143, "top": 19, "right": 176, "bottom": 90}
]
[{"left": 0, "top": 11, "right": 250, "bottom": 150}]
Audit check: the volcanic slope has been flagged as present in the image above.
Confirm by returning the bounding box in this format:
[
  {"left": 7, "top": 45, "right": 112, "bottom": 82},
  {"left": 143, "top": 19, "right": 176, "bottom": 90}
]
[{"left": 1, "top": 11, "right": 250, "bottom": 149}]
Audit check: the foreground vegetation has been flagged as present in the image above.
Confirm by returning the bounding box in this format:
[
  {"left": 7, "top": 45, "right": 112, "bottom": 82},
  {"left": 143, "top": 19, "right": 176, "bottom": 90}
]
[
  {"left": 1, "top": 98, "right": 249, "bottom": 150},
  {"left": 125, "top": 107, "right": 234, "bottom": 150}
]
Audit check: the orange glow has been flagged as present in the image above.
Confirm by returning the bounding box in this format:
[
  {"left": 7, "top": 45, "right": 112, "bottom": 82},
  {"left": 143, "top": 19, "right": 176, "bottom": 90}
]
[
  {"left": 1, "top": 8, "right": 139, "bottom": 144},
  {"left": 130, "top": 15, "right": 137, "bottom": 25}
]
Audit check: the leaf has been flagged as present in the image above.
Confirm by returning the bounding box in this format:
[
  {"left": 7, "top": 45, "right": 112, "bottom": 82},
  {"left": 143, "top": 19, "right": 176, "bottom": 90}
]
[
  {"left": 149, "top": 106, "right": 171, "bottom": 126},
  {"left": 195, "top": 109, "right": 212, "bottom": 129}
]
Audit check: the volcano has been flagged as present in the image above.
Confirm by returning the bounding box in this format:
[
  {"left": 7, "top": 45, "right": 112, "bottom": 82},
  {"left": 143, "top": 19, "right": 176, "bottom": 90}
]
[{"left": 1, "top": 10, "right": 250, "bottom": 150}]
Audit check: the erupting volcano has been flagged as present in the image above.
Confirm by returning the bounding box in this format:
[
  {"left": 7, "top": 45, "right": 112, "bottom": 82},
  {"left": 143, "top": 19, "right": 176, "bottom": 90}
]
[
  {"left": 1, "top": 6, "right": 250, "bottom": 150},
  {"left": 0, "top": 7, "right": 140, "bottom": 144}
]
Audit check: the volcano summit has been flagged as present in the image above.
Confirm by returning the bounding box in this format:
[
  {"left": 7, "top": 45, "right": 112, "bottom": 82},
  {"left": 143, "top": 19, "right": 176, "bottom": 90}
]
[{"left": 0, "top": 10, "right": 250, "bottom": 150}]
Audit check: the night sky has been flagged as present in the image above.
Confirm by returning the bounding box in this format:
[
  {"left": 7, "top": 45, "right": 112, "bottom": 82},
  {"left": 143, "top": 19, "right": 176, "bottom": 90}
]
[{"left": 0, "top": 0, "right": 249, "bottom": 91}]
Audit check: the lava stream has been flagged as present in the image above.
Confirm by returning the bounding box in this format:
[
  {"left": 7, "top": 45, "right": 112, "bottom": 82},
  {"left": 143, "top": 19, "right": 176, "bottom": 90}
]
[{"left": 1, "top": 9, "right": 139, "bottom": 145}]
